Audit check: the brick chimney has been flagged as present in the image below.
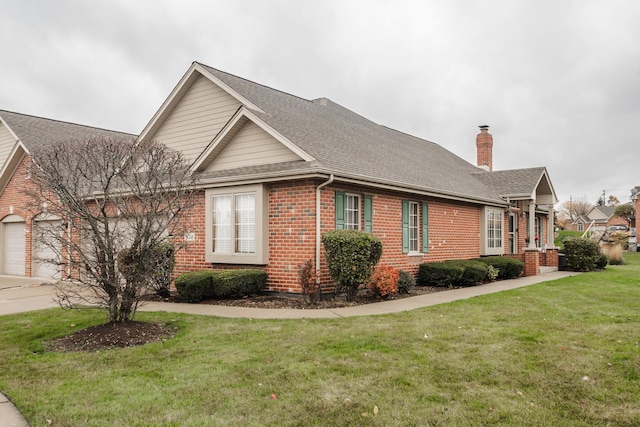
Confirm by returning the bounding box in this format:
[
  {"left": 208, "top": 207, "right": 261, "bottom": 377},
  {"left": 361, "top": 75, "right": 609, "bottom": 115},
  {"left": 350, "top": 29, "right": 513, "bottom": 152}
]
[{"left": 476, "top": 125, "right": 493, "bottom": 171}]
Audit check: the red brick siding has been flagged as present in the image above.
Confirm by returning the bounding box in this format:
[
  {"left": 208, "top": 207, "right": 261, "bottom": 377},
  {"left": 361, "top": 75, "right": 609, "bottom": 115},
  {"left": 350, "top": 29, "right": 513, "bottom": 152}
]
[
  {"left": 172, "top": 181, "right": 489, "bottom": 293},
  {"left": 0, "top": 156, "right": 36, "bottom": 276},
  {"left": 3, "top": 162, "right": 551, "bottom": 290},
  {"left": 524, "top": 249, "right": 540, "bottom": 276},
  {"left": 267, "top": 182, "right": 317, "bottom": 292}
]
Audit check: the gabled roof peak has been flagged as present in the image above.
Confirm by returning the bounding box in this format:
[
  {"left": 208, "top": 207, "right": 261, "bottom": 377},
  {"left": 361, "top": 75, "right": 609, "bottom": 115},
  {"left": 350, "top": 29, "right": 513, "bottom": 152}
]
[{"left": 195, "top": 62, "right": 315, "bottom": 107}]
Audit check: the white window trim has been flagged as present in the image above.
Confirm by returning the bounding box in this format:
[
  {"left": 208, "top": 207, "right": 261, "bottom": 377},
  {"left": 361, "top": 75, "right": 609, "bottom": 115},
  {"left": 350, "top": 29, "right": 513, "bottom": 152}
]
[
  {"left": 480, "top": 206, "right": 505, "bottom": 256},
  {"left": 408, "top": 201, "right": 419, "bottom": 253},
  {"left": 205, "top": 184, "right": 268, "bottom": 264},
  {"left": 344, "top": 193, "right": 361, "bottom": 230}
]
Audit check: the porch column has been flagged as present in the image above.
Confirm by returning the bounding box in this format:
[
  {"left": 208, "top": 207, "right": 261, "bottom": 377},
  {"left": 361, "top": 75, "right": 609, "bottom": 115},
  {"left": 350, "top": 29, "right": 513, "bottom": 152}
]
[
  {"left": 547, "top": 204, "right": 555, "bottom": 248},
  {"left": 528, "top": 201, "right": 536, "bottom": 248}
]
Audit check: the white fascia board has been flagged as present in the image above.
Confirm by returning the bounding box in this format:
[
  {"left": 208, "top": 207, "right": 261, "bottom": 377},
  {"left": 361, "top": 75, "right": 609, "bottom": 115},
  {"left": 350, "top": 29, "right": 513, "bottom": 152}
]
[
  {"left": 194, "top": 63, "right": 266, "bottom": 114},
  {"left": 0, "top": 144, "right": 27, "bottom": 195},
  {"left": 137, "top": 63, "right": 201, "bottom": 143},
  {"left": 137, "top": 62, "right": 268, "bottom": 145},
  {"left": 0, "top": 116, "right": 21, "bottom": 143},
  {"left": 532, "top": 168, "right": 558, "bottom": 205},
  {"left": 542, "top": 168, "right": 559, "bottom": 204}
]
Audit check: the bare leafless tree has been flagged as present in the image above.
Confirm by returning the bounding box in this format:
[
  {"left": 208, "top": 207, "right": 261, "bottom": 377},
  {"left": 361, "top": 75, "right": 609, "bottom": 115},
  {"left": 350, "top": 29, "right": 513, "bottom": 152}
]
[
  {"left": 25, "top": 137, "right": 198, "bottom": 322},
  {"left": 560, "top": 197, "right": 593, "bottom": 222}
]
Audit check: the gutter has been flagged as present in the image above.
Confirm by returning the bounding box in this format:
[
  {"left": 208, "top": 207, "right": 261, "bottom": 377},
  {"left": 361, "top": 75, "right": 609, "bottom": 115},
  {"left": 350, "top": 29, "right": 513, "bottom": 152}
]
[{"left": 316, "top": 174, "right": 334, "bottom": 284}]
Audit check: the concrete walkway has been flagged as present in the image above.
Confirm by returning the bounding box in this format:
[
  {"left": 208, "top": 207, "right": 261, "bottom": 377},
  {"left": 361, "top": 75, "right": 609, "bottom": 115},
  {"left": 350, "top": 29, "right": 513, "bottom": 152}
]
[
  {"left": 0, "top": 269, "right": 577, "bottom": 426},
  {"left": 139, "top": 270, "right": 577, "bottom": 318}
]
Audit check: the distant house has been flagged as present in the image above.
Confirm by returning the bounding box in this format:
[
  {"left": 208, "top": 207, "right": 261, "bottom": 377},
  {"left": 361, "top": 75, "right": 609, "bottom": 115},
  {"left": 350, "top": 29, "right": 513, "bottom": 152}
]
[
  {"left": 570, "top": 205, "right": 627, "bottom": 233},
  {"left": 0, "top": 62, "right": 559, "bottom": 290}
]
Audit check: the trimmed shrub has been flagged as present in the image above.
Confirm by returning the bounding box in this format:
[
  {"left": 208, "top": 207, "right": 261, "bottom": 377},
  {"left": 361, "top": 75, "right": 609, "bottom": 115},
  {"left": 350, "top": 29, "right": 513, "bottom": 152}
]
[
  {"left": 595, "top": 253, "right": 609, "bottom": 269},
  {"left": 175, "top": 269, "right": 267, "bottom": 302},
  {"left": 213, "top": 269, "right": 268, "bottom": 298},
  {"left": 418, "top": 262, "right": 464, "bottom": 287},
  {"left": 174, "top": 270, "right": 214, "bottom": 303},
  {"left": 322, "top": 229, "right": 383, "bottom": 301},
  {"left": 562, "top": 237, "right": 603, "bottom": 272},
  {"left": 474, "top": 256, "right": 524, "bottom": 280},
  {"left": 368, "top": 265, "right": 399, "bottom": 298},
  {"left": 397, "top": 270, "right": 416, "bottom": 294},
  {"left": 444, "top": 260, "right": 489, "bottom": 286}
]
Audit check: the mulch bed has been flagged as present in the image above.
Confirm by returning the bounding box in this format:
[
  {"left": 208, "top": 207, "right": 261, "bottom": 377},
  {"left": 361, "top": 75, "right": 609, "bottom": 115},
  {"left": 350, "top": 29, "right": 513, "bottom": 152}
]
[
  {"left": 150, "top": 285, "right": 449, "bottom": 310},
  {"left": 47, "top": 321, "right": 177, "bottom": 353}
]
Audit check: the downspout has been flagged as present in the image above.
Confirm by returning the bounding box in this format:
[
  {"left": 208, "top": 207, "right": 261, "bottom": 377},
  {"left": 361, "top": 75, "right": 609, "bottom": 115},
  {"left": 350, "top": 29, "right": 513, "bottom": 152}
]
[{"left": 316, "top": 174, "right": 334, "bottom": 284}]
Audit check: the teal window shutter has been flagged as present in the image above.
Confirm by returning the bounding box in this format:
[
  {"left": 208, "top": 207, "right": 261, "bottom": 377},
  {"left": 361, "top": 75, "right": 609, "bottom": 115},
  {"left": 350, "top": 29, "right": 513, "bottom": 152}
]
[
  {"left": 364, "top": 195, "right": 373, "bottom": 233},
  {"left": 335, "top": 191, "right": 345, "bottom": 229},
  {"left": 422, "top": 202, "right": 429, "bottom": 253},
  {"left": 402, "top": 200, "right": 409, "bottom": 253}
]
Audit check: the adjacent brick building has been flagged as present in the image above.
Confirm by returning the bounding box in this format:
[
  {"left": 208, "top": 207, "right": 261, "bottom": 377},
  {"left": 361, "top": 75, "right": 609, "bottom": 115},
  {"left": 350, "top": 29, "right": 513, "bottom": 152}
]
[{"left": 1, "top": 62, "right": 560, "bottom": 291}]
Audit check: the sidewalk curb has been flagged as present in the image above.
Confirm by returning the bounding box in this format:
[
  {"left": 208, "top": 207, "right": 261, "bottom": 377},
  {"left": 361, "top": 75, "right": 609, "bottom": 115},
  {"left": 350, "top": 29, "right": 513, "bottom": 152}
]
[{"left": 0, "top": 392, "right": 29, "bottom": 427}]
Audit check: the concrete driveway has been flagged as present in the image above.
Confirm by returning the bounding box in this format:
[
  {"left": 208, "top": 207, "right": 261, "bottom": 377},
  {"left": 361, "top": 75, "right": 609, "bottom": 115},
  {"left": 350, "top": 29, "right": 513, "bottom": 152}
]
[{"left": 0, "top": 276, "right": 58, "bottom": 316}]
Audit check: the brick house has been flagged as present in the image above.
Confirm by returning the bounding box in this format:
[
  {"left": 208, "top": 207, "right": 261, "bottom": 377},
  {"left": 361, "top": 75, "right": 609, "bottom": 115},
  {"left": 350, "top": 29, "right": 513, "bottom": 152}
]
[
  {"left": 0, "top": 110, "right": 134, "bottom": 278},
  {"left": 569, "top": 205, "right": 627, "bottom": 233},
  {"left": 0, "top": 62, "right": 559, "bottom": 290}
]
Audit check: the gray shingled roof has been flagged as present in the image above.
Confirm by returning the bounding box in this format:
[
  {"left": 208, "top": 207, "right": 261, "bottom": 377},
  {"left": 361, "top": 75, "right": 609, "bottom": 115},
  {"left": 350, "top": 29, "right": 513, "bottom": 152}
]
[
  {"left": 472, "top": 167, "right": 547, "bottom": 198},
  {"left": 198, "top": 63, "right": 513, "bottom": 205},
  {"left": 0, "top": 109, "right": 135, "bottom": 151}
]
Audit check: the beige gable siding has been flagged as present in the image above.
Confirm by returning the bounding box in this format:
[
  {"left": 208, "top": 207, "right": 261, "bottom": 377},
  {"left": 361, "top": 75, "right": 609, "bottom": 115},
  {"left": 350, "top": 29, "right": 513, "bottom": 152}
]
[
  {"left": 206, "top": 121, "right": 302, "bottom": 172},
  {"left": 150, "top": 75, "right": 241, "bottom": 162},
  {"left": 0, "top": 123, "right": 17, "bottom": 170}
]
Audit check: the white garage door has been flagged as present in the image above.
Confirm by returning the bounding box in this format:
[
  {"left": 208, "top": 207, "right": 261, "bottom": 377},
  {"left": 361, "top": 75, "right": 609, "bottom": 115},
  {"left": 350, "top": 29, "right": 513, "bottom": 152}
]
[
  {"left": 3, "top": 221, "right": 26, "bottom": 276},
  {"left": 33, "top": 220, "right": 62, "bottom": 279}
]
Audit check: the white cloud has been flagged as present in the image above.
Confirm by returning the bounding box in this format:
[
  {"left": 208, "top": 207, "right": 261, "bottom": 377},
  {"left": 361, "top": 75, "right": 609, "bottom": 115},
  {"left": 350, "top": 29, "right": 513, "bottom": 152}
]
[{"left": 2, "top": 0, "right": 639, "bottom": 204}]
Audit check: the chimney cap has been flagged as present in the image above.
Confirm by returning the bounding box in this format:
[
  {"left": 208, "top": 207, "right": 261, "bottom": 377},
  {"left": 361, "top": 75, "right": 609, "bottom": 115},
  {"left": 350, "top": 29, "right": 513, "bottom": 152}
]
[{"left": 478, "top": 125, "right": 490, "bottom": 130}]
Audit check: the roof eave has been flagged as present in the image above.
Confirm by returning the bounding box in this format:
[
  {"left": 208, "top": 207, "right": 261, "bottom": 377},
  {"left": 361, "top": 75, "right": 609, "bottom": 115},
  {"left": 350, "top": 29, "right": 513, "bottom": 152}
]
[{"left": 198, "top": 166, "right": 508, "bottom": 206}]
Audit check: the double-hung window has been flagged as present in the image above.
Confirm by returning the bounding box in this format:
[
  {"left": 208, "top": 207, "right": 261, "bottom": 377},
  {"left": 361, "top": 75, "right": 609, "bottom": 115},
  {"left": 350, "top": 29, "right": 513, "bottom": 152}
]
[
  {"left": 480, "top": 206, "right": 504, "bottom": 255},
  {"left": 211, "top": 193, "right": 256, "bottom": 254},
  {"left": 402, "top": 200, "right": 429, "bottom": 254},
  {"left": 335, "top": 191, "right": 373, "bottom": 232},
  {"left": 409, "top": 201, "right": 419, "bottom": 252},
  {"left": 206, "top": 185, "right": 268, "bottom": 264},
  {"left": 344, "top": 194, "right": 360, "bottom": 230},
  {"left": 487, "top": 209, "right": 502, "bottom": 249}
]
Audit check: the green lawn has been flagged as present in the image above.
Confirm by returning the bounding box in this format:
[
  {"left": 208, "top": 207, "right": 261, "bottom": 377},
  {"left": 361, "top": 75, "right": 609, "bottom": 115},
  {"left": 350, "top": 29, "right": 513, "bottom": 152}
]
[
  {"left": 555, "top": 230, "right": 589, "bottom": 247},
  {"left": 1, "top": 255, "right": 639, "bottom": 426}
]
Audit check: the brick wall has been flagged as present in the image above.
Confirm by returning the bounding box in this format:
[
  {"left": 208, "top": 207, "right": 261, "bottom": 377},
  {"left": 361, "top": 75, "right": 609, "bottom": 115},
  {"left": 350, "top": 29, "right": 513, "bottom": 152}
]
[
  {"left": 3, "top": 162, "right": 546, "bottom": 291},
  {"left": 171, "top": 180, "right": 487, "bottom": 293},
  {"left": 523, "top": 249, "right": 540, "bottom": 276},
  {"left": 0, "top": 156, "right": 35, "bottom": 276}
]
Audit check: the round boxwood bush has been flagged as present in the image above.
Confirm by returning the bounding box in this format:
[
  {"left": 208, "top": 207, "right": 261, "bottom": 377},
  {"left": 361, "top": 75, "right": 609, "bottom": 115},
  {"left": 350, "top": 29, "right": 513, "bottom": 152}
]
[
  {"left": 562, "top": 237, "right": 604, "bottom": 272},
  {"left": 322, "top": 229, "right": 383, "bottom": 301},
  {"left": 397, "top": 270, "right": 416, "bottom": 294}
]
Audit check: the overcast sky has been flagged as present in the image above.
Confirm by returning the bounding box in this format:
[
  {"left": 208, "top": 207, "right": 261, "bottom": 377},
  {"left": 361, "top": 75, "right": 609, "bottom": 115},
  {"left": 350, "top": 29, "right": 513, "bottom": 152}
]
[{"left": 2, "top": 0, "right": 639, "bottom": 208}]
